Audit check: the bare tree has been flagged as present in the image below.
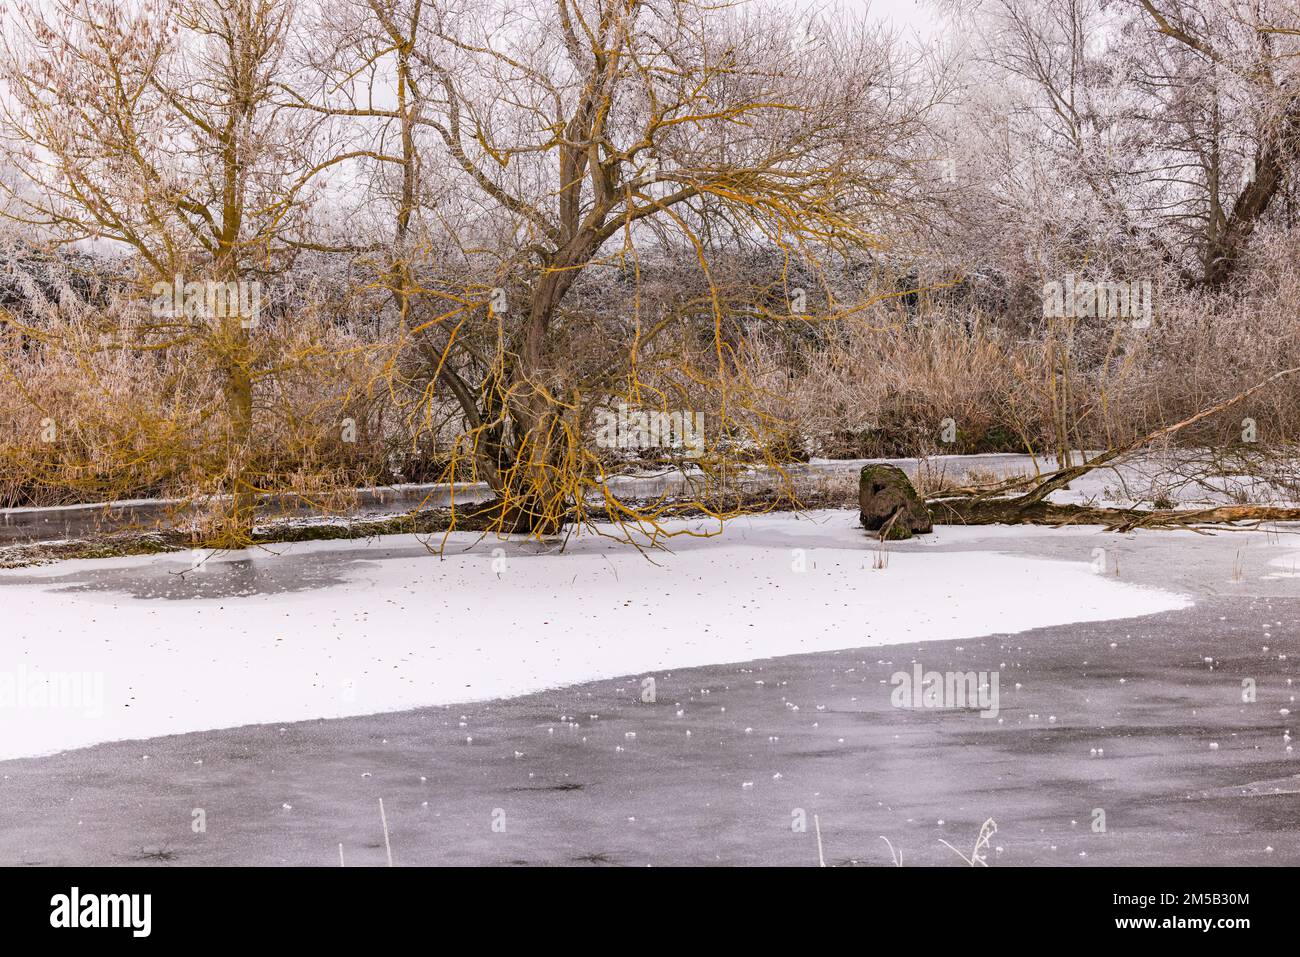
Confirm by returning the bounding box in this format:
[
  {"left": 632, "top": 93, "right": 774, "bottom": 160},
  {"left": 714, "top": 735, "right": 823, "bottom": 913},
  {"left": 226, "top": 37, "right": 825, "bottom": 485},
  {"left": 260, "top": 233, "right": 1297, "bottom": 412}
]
[
  {"left": 0, "top": 0, "right": 381, "bottom": 543},
  {"left": 350, "top": 0, "right": 939, "bottom": 536}
]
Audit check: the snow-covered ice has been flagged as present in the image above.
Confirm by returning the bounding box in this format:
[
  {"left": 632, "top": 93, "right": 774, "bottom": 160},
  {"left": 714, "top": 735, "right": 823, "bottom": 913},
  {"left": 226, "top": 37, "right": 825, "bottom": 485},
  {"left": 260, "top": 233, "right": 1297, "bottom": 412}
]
[{"left": 0, "top": 510, "right": 1191, "bottom": 760}]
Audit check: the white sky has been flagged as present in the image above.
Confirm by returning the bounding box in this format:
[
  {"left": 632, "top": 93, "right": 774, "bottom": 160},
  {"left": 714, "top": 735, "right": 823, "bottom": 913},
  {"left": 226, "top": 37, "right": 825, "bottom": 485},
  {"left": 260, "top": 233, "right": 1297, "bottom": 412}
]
[{"left": 795, "top": 0, "right": 943, "bottom": 38}]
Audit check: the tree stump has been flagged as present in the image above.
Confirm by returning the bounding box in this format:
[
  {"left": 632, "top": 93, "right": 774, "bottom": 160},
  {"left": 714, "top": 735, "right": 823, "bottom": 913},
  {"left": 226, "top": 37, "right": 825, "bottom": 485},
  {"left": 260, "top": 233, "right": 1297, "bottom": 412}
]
[{"left": 859, "top": 464, "right": 933, "bottom": 539}]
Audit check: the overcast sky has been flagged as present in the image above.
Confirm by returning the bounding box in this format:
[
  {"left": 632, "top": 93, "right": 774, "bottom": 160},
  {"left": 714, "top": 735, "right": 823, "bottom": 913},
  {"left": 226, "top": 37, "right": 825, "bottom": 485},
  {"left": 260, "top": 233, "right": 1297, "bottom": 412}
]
[{"left": 793, "top": 0, "right": 943, "bottom": 38}]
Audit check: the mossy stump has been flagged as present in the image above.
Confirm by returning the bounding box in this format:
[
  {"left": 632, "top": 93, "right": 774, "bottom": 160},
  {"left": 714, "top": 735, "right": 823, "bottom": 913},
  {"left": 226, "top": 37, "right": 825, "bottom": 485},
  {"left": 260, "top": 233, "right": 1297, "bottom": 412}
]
[{"left": 859, "top": 464, "right": 933, "bottom": 540}]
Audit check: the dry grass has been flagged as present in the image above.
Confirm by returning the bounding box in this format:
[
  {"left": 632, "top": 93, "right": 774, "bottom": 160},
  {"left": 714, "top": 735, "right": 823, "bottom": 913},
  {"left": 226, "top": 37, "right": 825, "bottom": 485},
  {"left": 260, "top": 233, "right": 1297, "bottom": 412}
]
[
  {"left": 742, "top": 262, "right": 1300, "bottom": 462},
  {"left": 0, "top": 308, "right": 397, "bottom": 516}
]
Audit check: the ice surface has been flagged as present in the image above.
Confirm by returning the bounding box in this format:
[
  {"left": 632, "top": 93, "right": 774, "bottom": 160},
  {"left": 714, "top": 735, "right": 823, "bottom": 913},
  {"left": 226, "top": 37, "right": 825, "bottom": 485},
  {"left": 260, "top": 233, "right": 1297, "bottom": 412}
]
[{"left": 0, "top": 510, "right": 1190, "bottom": 760}]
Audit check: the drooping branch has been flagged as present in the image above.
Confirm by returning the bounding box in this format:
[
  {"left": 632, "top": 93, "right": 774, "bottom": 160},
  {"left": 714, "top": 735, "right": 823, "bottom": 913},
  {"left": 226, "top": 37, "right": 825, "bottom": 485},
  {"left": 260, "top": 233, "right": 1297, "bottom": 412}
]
[{"left": 930, "top": 364, "right": 1300, "bottom": 528}]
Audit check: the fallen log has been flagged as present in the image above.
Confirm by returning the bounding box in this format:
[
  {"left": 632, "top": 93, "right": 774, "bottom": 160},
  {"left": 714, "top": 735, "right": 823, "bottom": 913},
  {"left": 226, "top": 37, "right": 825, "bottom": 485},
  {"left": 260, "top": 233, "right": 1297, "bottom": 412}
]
[
  {"left": 926, "top": 365, "right": 1300, "bottom": 531},
  {"left": 930, "top": 497, "right": 1300, "bottom": 532}
]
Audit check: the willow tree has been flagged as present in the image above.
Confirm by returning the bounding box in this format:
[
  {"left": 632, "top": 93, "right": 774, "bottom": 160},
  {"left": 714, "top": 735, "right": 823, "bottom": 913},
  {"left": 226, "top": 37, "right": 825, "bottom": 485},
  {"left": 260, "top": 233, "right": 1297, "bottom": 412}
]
[
  {"left": 362, "top": 0, "right": 936, "bottom": 537},
  {"left": 0, "top": 0, "right": 369, "bottom": 544}
]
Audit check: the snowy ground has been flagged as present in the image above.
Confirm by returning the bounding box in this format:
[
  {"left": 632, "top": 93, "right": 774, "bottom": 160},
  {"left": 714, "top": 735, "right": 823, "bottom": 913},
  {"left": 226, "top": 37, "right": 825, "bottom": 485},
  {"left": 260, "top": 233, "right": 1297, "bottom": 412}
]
[{"left": 0, "top": 510, "right": 1191, "bottom": 761}]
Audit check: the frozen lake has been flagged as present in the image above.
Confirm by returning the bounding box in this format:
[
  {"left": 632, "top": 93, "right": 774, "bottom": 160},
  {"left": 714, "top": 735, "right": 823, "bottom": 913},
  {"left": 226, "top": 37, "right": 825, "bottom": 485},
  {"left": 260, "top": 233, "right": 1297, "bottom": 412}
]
[{"left": 0, "top": 509, "right": 1190, "bottom": 760}]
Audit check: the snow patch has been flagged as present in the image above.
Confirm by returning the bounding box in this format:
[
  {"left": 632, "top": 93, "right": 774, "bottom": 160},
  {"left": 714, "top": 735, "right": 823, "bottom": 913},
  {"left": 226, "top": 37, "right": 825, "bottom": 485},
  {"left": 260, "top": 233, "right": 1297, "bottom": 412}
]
[{"left": 0, "top": 510, "right": 1190, "bottom": 760}]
